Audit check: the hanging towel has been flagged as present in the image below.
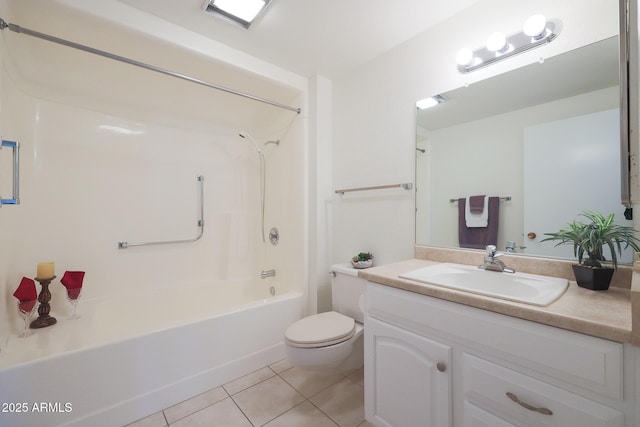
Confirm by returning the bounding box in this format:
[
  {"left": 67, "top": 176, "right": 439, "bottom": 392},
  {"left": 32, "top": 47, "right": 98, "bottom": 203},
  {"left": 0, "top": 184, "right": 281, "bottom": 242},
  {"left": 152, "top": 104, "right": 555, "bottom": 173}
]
[
  {"left": 465, "top": 196, "right": 489, "bottom": 227},
  {"left": 458, "top": 196, "right": 499, "bottom": 249},
  {"left": 468, "top": 195, "right": 486, "bottom": 213}
]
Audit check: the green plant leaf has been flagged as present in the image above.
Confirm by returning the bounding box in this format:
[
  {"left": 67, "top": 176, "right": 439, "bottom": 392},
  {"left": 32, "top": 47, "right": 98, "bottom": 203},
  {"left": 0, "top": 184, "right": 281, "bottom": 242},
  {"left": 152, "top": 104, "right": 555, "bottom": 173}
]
[{"left": 540, "top": 210, "right": 640, "bottom": 269}]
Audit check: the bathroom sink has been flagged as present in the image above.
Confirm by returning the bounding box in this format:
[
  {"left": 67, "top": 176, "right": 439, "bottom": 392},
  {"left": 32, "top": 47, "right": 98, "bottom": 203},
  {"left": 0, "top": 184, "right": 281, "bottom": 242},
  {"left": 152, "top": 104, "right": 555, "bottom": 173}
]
[{"left": 399, "top": 263, "right": 569, "bottom": 306}]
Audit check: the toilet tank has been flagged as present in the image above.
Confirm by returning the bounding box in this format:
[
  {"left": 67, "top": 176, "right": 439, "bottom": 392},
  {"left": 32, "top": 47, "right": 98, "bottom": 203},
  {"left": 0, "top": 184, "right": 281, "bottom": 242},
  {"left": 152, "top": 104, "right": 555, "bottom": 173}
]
[{"left": 331, "top": 264, "right": 367, "bottom": 323}]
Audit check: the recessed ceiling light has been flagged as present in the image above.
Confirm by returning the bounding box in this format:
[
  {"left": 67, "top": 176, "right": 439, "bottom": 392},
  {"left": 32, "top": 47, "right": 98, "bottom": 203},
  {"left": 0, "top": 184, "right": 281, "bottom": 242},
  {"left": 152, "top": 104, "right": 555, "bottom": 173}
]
[
  {"left": 416, "top": 95, "right": 446, "bottom": 110},
  {"left": 205, "top": 0, "right": 272, "bottom": 29}
]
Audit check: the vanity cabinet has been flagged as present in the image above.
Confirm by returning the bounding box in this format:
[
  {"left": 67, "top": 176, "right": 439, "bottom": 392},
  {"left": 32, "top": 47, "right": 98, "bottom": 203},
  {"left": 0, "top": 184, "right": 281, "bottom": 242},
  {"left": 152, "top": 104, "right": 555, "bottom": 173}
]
[{"left": 364, "top": 282, "right": 636, "bottom": 427}]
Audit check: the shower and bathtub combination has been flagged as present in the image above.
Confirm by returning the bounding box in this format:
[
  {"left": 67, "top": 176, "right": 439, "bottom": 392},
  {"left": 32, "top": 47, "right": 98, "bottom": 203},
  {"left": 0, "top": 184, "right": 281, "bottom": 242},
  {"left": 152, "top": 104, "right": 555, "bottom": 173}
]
[{"left": 0, "top": 2, "right": 308, "bottom": 426}]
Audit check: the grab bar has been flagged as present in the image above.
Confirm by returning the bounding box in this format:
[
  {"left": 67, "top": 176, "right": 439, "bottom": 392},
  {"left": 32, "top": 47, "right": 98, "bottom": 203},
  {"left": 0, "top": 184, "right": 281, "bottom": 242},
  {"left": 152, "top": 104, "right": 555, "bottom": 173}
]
[
  {"left": 118, "top": 175, "right": 204, "bottom": 249},
  {"left": 335, "top": 182, "right": 413, "bottom": 195},
  {"left": 0, "top": 139, "right": 20, "bottom": 206}
]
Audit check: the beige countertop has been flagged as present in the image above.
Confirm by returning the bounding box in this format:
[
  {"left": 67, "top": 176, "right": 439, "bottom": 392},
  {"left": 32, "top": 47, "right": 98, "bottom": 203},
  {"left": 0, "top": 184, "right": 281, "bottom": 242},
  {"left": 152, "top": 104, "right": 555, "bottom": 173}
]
[{"left": 358, "top": 258, "right": 634, "bottom": 344}]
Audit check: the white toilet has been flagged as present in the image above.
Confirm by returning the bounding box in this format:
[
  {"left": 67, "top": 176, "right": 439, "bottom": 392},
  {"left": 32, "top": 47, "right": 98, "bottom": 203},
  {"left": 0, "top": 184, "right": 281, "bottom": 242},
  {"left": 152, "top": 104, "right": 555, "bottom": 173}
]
[{"left": 285, "top": 263, "right": 367, "bottom": 373}]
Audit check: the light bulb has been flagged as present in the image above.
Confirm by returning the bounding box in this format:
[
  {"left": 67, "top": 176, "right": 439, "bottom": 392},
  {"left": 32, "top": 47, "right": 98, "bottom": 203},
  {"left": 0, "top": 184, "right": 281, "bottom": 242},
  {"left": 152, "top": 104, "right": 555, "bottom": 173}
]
[
  {"left": 486, "top": 32, "right": 507, "bottom": 53},
  {"left": 456, "top": 48, "right": 474, "bottom": 66},
  {"left": 523, "top": 14, "right": 547, "bottom": 40}
]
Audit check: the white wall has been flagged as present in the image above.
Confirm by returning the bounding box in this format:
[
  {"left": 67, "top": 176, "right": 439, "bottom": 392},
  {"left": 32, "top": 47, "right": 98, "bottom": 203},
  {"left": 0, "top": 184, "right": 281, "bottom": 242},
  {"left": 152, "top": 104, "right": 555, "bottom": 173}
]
[
  {"left": 330, "top": 0, "right": 618, "bottom": 266},
  {"left": 308, "top": 76, "right": 333, "bottom": 313}
]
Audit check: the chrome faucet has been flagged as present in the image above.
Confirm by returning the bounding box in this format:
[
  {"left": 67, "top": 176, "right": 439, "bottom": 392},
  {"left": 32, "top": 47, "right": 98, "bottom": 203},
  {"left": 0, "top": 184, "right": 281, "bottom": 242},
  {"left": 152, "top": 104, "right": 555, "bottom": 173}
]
[
  {"left": 479, "top": 245, "right": 515, "bottom": 273},
  {"left": 261, "top": 269, "right": 276, "bottom": 279}
]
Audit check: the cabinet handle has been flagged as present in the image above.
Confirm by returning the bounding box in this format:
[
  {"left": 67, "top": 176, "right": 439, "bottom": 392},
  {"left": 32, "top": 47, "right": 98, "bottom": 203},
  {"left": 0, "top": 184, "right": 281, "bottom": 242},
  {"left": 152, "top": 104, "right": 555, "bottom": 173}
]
[
  {"left": 506, "top": 392, "right": 553, "bottom": 415},
  {"left": 436, "top": 362, "right": 446, "bottom": 372}
]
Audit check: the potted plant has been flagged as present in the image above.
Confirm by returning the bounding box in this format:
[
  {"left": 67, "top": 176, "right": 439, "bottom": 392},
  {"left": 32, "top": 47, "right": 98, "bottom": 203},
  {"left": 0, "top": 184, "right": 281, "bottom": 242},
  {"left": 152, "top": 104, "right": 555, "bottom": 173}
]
[
  {"left": 541, "top": 211, "right": 640, "bottom": 290},
  {"left": 351, "top": 252, "right": 374, "bottom": 269}
]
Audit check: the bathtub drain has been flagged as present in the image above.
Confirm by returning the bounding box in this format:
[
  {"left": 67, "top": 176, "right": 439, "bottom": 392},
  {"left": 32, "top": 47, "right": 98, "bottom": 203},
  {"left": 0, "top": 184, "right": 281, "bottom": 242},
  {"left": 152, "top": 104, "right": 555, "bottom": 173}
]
[{"left": 270, "top": 286, "right": 276, "bottom": 296}]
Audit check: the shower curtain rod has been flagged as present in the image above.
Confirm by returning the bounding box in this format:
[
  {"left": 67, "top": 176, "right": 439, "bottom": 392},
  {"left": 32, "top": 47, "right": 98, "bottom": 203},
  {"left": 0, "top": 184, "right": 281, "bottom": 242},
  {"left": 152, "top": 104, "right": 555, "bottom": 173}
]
[{"left": 0, "top": 18, "right": 302, "bottom": 114}]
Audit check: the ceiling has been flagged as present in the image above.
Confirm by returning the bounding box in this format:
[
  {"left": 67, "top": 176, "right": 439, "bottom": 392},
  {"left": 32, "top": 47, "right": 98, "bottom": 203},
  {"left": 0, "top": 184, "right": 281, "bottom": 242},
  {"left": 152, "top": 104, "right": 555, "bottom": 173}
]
[{"left": 119, "top": 0, "right": 483, "bottom": 78}]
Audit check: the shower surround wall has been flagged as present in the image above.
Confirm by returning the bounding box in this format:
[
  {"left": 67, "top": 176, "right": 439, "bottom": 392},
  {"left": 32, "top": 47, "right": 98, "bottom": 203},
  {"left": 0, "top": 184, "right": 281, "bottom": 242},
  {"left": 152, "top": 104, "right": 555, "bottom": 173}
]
[{"left": 0, "top": 0, "right": 307, "bottom": 394}]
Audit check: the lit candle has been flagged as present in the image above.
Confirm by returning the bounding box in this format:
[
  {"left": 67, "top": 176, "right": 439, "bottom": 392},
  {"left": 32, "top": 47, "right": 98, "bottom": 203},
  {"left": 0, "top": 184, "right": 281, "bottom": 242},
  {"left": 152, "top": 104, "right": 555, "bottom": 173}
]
[{"left": 37, "top": 262, "right": 55, "bottom": 279}]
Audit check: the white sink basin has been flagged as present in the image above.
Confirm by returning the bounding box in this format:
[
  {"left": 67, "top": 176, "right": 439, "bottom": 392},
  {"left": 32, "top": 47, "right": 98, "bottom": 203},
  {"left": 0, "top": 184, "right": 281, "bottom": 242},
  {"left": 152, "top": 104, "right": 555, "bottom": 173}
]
[{"left": 399, "top": 263, "right": 569, "bottom": 306}]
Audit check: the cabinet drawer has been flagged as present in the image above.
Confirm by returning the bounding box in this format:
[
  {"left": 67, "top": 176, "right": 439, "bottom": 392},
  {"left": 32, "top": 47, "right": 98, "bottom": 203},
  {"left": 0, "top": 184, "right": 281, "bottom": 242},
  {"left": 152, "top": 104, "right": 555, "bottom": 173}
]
[
  {"left": 462, "top": 353, "right": 624, "bottom": 427},
  {"left": 464, "top": 401, "right": 516, "bottom": 427},
  {"left": 366, "top": 282, "right": 623, "bottom": 399}
]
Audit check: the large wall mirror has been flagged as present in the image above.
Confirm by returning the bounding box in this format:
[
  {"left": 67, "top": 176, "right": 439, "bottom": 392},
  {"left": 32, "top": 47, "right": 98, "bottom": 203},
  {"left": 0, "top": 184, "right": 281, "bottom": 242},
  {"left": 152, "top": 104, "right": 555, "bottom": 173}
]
[{"left": 415, "top": 32, "right": 633, "bottom": 262}]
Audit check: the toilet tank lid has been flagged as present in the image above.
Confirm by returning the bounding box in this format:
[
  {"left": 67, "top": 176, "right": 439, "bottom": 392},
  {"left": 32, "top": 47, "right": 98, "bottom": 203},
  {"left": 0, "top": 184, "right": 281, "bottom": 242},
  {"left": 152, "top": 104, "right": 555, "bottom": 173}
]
[{"left": 331, "top": 263, "right": 359, "bottom": 277}]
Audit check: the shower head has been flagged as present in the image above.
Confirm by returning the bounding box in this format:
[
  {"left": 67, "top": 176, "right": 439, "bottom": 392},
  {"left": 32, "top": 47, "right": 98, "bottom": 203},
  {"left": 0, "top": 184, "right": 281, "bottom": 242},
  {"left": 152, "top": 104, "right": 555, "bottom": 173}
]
[{"left": 238, "top": 132, "right": 263, "bottom": 153}]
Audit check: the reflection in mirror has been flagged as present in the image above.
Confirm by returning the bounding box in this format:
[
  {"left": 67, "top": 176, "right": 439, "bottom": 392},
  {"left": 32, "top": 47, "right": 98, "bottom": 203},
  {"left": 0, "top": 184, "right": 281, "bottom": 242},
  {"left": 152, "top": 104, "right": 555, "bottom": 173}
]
[{"left": 415, "top": 36, "right": 634, "bottom": 263}]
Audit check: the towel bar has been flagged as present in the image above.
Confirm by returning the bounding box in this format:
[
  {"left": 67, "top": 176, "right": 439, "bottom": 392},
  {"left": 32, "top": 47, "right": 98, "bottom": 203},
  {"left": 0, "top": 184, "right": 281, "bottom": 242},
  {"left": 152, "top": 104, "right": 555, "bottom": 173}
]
[
  {"left": 450, "top": 196, "right": 511, "bottom": 203},
  {"left": 0, "top": 139, "right": 20, "bottom": 206},
  {"left": 335, "top": 183, "right": 413, "bottom": 195}
]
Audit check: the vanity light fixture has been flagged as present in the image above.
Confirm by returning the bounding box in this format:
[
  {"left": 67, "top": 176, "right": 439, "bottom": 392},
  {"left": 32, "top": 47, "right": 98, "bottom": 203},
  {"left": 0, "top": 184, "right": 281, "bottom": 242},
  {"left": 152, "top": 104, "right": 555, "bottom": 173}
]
[
  {"left": 456, "top": 14, "right": 560, "bottom": 73},
  {"left": 455, "top": 47, "right": 474, "bottom": 67},
  {"left": 205, "top": 0, "right": 272, "bottom": 29},
  {"left": 416, "top": 95, "right": 446, "bottom": 110},
  {"left": 523, "top": 14, "right": 548, "bottom": 40},
  {"left": 486, "top": 32, "right": 510, "bottom": 54}
]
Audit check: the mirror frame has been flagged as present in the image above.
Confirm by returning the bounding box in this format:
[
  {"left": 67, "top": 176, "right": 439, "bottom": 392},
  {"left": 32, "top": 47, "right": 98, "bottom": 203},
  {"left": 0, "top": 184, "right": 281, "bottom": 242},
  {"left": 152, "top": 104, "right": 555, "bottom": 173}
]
[{"left": 620, "top": 0, "right": 631, "bottom": 207}]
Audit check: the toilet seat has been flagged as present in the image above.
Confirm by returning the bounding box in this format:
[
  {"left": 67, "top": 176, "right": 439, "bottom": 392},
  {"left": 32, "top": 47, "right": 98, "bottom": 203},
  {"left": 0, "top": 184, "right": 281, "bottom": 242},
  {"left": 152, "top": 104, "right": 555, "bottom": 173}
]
[{"left": 285, "top": 311, "right": 355, "bottom": 348}]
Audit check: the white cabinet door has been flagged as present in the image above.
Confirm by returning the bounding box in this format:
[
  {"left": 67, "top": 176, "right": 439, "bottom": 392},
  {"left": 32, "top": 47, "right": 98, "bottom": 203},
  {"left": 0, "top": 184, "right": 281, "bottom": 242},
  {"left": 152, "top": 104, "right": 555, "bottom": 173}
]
[{"left": 365, "top": 316, "right": 452, "bottom": 427}]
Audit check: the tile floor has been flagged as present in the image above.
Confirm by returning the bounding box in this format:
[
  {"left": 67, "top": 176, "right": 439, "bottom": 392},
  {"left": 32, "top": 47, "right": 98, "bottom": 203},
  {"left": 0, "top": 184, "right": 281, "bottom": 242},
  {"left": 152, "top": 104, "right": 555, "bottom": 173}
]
[{"left": 125, "top": 359, "right": 372, "bottom": 427}]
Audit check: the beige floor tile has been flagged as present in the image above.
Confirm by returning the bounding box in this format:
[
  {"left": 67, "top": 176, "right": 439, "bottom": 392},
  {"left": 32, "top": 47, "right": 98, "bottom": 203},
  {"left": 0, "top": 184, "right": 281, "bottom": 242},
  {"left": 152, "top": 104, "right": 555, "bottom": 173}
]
[
  {"left": 164, "top": 387, "right": 228, "bottom": 424},
  {"left": 269, "top": 358, "right": 293, "bottom": 374},
  {"left": 125, "top": 411, "right": 167, "bottom": 427},
  {"left": 224, "top": 366, "right": 276, "bottom": 395},
  {"left": 279, "top": 366, "right": 345, "bottom": 398},
  {"left": 169, "top": 397, "right": 252, "bottom": 427},
  {"left": 263, "top": 401, "right": 338, "bottom": 427},
  {"left": 232, "top": 375, "right": 305, "bottom": 426},
  {"left": 347, "top": 367, "right": 364, "bottom": 387},
  {"left": 310, "top": 378, "right": 365, "bottom": 427},
  {"left": 139, "top": 360, "right": 366, "bottom": 427}
]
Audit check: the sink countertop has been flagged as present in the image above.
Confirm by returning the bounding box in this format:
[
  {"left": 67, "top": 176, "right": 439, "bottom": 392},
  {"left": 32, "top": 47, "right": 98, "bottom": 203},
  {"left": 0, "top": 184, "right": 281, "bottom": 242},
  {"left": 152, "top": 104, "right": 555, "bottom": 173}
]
[{"left": 358, "top": 258, "right": 634, "bottom": 344}]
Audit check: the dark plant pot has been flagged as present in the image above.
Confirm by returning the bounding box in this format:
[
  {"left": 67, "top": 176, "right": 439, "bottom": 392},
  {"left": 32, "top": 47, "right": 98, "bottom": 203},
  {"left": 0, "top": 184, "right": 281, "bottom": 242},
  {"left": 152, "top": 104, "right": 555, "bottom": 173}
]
[{"left": 571, "top": 264, "right": 615, "bottom": 291}]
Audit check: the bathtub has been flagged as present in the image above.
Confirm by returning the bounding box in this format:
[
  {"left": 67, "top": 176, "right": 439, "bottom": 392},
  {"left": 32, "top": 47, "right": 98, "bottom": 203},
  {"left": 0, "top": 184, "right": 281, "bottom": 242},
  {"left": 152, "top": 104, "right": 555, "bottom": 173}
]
[{"left": 0, "top": 282, "right": 303, "bottom": 427}]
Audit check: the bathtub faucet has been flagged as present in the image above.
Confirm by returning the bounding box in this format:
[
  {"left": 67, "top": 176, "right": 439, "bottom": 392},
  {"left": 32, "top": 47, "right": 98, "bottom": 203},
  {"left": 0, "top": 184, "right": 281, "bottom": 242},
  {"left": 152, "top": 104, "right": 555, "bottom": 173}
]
[{"left": 261, "top": 269, "right": 276, "bottom": 279}]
